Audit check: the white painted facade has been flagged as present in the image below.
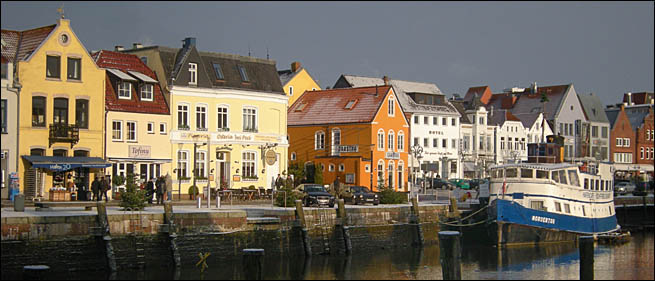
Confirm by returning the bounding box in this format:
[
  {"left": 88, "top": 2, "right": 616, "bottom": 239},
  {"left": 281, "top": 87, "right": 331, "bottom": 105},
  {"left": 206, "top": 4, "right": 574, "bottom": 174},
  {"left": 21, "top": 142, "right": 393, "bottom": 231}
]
[
  {"left": 460, "top": 106, "right": 496, "bottom": 178},
  {"left": 409, "top": 112, "right": 461, "bottom": 180},
  {"left": 494, "top": 119, "right": 529, "bottom": 164}
]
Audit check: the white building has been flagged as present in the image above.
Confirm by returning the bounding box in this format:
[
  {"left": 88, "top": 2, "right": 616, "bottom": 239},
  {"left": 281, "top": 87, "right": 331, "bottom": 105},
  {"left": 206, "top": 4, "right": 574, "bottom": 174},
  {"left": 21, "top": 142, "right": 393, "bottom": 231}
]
[
  {"left": 489, "top": 110, "right": 529, "bottom": 164},
  {"left": 451, "top": 98, "right": 496, "bottom": 179}
]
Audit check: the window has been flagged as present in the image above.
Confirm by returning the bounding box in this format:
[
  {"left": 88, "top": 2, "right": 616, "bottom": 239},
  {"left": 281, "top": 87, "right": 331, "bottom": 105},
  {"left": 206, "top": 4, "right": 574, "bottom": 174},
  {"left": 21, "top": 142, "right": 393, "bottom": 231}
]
[
  {"left": 424, "top": 138, "right": 428, "bottom": 147},
  {"left": 177, "top": 104, "right": 189, "bottom": 129},
  {"left": 74, "top": 150, "right": 89, "bottom": 157},
  {"left": 290, "top": 152, "right": 296, "bottom": 161},
  {"left": 433, "top": 138, "right": 438, "bottom": 148},
  {"left": 397, "top": 131, "right": 404, "bottom": 151},
  {"left": 315, "top": 131, "right": 325, "bottom": 150},
  {"left": 30, "top": 148, "right": 45, "bottom": 156},
  {"left": 521, "top": 168, "right": 534, "bottom": 178},
  {"left": 506, "top": 168, "right": 518, "bottom": 178},
  {"left": 433, "top": 117, "right": 438, "bottom": 125},
  {"left": 558, "top": 170, "right": 568, "bottom": 185},
  {"left": 388, "top": 131, "right": 394, "bottom": 151},
  {"left": 555, "top": 202, "right": 562, "bottom": 212},
  {"left": 536, "top": 170, "right": 548, "bottom": 179},
  {"left": 365, "top": 164, "right": 370, "bottom": 172},
  {"left": 243, "top": 107, "right": 257, "bottom": 132},
  {"left": 329, "top": 164, "right": 335, "bottom": 172},
  {"left": 196, "top": 105, "right": 207, "bottom": 131},
  {"left": 424, "top": 116, "right": 428, "bottom": 125},
  {"left": 414, "top": 115, "right": 419, "bottom": 124},
  {"left": 1, "top": 62, "right": 7, "bottom": 79},
  {"left": 212, "top": 63, "right": 224, "bottom": 80},
  {"left": 118, "top": 81, "right": 131, "bottom": 99},
  {"left": 53, "top": 98, "right": 68, "bottom": 124},
  {"left": 112, "top": 120, "right": 122, "bottom": 141},
  {"left": 641, "top": 147, "right": 644, "bottom": 159},
  {"left": 479, "top": 135, "right": 484, "bottom": 150},
  {"left": 443, "top": 117, "right": 448, "bottom": 126},
  {"left": 592, "top": 126, "right": 598, "bottom": 138},
  {"left": 452, "top": 139, "right": 457, "bottom": 149},
  {"left": 67, "top": 57, "right": 81, "bottom": 80},
  {"left": 530, "top": 200, "right": 544, "bottom": 211},
  {"left": 238, "top": 65, "right": 249, "bottom": 82},
  {"left": 568, "top": 170, "right": 580, "bottom": 187},
  {"left": 414, "top": 137, "right": 419, "bottom": 146},
  {"left": 345, "top": 100, "right": 357, "bottom": 109},
  {"left": 450, "top": 162, "right": 457, "bottom": 174},
  {"left": 195, "top": 151, "right": 206, "bottom": 178},
  {"left": 388, "top": 161, "right": 394, "bottom": 189},
  {"left": 189, "top": 63, "right": 197, "bottom": 85},
  {"left": 452, "top": 118, "right": 456, "bottom": 126},
  {"left": 160, "top": 123, "right": 167, "bottom": 134},
  {"left": 217, "top": 106, "right": 228, "bottom": 130},
  {"left": 53, "top": 149, "right": 67, "bottom": 157},
  {"left": 289, "top": 86, "right": 294, "bottom": 96},
  {"left": 443, "top": 139, "right": 447, "bottom": 148},
  {"left": 584, "top": 178, "right": 588, "bottom": 189},
  {"left": 147, "top": 122, "right": 154, "bottom": 134},
  {"left": 242, "top": 151, "right": 256, "bottom": 178},
  {"left": 388, "top": 97, "right": 395, "bottom": 116},
  {"left": 501, "top": 137, "right": 505, "bottom": 150},
  {"left": 177, "top": 151, "right": 188, "bottom": 178},
  {"left": 332, "top": 129, "right": 341, "bottom": 156},
  {"left": 140, "top": 84, "right": 153, "bottom": 101},
  {"left": 601, "top": 127, "right": 608, "bottom": 138},
  {"left": 75, "top": 99, "right": 88, "bottom": 129},
  {"left": 378, "top": 130, "right": 385, "bottom": 151},
  {"left": 0, "top": 99, "right": 6, "bottom": 133},
  {"left": 479, "top": 117, "right": 484, "bottom": 125},
  {"left": 625, "top": 138, "right": 630, "bottom": 147},
  {"left": 339, "top": 164, "right": 345, "bottom": 172},
  {"left": 126, "top": 121, "right": 137, "bottom": 142},
  {"left": 140, "top": 56, "right": 148, "bottom": 64},
  {"left": 46, "top": 55, "right": 60, "bottom": 78}
]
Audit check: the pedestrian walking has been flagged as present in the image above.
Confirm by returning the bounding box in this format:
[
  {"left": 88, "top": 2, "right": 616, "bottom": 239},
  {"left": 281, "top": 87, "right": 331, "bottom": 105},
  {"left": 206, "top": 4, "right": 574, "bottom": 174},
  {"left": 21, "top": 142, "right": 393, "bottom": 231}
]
[
  {"left": 91, "top": 176, "right": 101, "bottom": 201},
  {"left": 165, "top": 172, "right": 173, "bottom": 201},
  {"left": 275, "top": 174, "right": 284, "bottom": 190},
  {"left": 156, "top": 176, "right": 164, "bottom": 205},
  {"left": 146, "top": 178, "right": 155, "bottom": 204},
  {"left": 101, "top": 176, "right": 110, "bottom": 202}
]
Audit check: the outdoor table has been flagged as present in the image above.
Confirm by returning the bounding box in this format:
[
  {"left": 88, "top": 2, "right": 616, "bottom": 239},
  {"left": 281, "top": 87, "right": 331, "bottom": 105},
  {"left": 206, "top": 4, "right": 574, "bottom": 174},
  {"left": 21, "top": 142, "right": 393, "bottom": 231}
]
[
  {"left": 243, "top": 189, "right": 257, "bottom": 201},
  {"left": 219, "top": 190, "right": 232, "bottom": 201}
]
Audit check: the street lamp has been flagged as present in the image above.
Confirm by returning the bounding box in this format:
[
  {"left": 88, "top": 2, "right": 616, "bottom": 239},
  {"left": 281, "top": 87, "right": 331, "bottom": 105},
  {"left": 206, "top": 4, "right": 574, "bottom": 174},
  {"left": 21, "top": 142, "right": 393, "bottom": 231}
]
[{"left": 410, "top": 144, "right": 424, "bottom": 194}]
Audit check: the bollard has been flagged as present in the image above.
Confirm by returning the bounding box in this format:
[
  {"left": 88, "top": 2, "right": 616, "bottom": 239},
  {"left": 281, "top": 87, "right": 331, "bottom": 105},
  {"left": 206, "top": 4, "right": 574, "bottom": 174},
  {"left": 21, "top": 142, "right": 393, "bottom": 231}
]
[
  {"left": 196, "top": 196, "right": 201, "bottom": 208},
  {"left": 242, "top": 249, "right": 264, "bottom": 280},
  {"left": 438, "top": 231, "right": 461, "bottom": 280},
  {"left": 23, "top": 265, "right": 50, "bottom": 280},
  {"left": 579, "top": 236, "right": 594, "bottom": 280},
  {"left": 14, "top": 194, "right": 25, "bottom": 212},
  {"left": 216, "top": 193, "right": 221, "bottom": 208},
  {"left": 336, "top": 199, "right": 347, "bottom": 221},
  {"left": 207, "top": 191, "right": 211, "bottom": 208}
]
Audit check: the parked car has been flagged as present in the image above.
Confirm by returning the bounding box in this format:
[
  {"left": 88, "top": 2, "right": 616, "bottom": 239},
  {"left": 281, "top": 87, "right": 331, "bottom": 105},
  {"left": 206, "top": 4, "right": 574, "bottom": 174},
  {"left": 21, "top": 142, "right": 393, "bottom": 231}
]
[
  {"left": 432, "top": 178, "right": 455, "bottom": 190},
  {"left": 298, "top": 184, "right": 335, "bottom": 207},
  {"left": 633, "top": 182, "right": 648, "bottom": 196},
  {"left": 342, "top": 186, "right": 379, "bottom": 205},
  {"left": 448, "top": 178, "right": 471, "bottom": 190},
  {"left": 614, "top": 181, "right": 636, "bottom": 195}
]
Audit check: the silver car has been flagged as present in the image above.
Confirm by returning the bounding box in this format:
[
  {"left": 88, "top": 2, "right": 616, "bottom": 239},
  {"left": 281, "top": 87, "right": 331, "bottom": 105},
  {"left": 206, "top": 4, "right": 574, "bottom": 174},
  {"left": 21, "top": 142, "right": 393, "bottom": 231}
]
[{"left": 614, "top": 182, "right": 636, "bottom": 195}]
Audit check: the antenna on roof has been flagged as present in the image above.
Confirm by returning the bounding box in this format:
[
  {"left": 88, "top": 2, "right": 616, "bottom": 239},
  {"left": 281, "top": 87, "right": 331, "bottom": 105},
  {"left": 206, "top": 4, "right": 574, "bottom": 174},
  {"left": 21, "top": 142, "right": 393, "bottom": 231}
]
[
  {"left": 57, "top": 4, "right": 65, "bottom": 19},
  {"left": 266, "top": 46, "right": 269, "bottom": 60},
  {"left": 248, "top": 43, "right": 251, "bottom": 57}
]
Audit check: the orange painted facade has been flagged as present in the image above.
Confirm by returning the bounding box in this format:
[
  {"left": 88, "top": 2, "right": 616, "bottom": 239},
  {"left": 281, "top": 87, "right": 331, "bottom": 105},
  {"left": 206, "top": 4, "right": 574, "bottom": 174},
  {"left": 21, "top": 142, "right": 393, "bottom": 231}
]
[{"left": 288, "top": 87, "right": 409, "bottom": 192}]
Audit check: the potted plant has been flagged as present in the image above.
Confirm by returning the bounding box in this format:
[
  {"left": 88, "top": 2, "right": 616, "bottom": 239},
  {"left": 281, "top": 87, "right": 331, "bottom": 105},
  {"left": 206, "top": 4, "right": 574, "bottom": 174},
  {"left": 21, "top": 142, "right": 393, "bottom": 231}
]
[{"left": 188, "top": 185, "right": 199, "bottom": 200}]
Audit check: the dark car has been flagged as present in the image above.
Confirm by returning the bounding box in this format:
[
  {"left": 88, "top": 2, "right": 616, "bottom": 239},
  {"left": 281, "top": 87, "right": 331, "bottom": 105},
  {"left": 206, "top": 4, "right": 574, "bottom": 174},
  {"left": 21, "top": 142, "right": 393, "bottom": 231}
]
[
  {"left": 343, "top": 186, "right": 379, "bottom": 205},
  {"left": 432, "top": 178, "right": 455, "bottom": 190},
  {"left": 300, "top": 184, "right": 335, "bottom": 207}
]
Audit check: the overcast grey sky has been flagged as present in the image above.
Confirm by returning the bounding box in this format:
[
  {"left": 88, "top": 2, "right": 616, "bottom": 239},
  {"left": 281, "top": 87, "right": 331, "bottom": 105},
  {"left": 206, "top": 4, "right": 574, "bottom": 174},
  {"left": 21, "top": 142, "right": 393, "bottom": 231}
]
[{"left": 2, "top": 1, "right": 653, "bottom": 104}]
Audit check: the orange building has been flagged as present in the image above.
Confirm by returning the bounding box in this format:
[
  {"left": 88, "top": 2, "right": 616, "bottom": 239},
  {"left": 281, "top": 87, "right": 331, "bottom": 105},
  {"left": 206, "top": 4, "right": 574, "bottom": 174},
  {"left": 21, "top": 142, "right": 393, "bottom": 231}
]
[{"left": 288, "top": 85, "right": 410, "bottom": 191}]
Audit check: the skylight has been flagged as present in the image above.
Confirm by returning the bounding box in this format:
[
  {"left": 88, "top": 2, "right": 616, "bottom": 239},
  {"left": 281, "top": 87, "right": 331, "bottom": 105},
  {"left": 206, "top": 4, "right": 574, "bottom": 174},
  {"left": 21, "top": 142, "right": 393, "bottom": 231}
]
[
  {"left": 238, "top": 65, "right": 249, "bottom": 82},
  {"left": 345, "top": 99, "right": 358, "bottom": 109},
  {"left": 213, "top": 63, "right": 224, "bottom": 80},
  {"left": 295, "top": 102, "right": 307, "bottom": 112}
]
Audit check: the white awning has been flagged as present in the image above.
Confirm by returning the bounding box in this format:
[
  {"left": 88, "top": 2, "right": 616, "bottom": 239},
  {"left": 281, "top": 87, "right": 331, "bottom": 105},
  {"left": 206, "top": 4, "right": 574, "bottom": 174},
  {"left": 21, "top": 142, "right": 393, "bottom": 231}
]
[
  {"left": 613, "top": 163, "right": 654, "bottom": 172},
  {"left": 127, "top": 70, "right": 158, "bottom": 83},
  {"left": 107, "top": 68, "right": 137, "bottom": 81}
]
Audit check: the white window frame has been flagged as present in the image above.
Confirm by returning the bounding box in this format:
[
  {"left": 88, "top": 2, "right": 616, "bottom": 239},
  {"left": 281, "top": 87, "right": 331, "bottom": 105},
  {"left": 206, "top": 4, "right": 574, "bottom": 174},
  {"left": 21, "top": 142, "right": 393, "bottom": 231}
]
[
  {"left": 377, "top": 129, "right": 385, "bottom": 151},
  {"left": 329, "top": 164, "right": 335, "bottom": 172},
  {"left": 242, "top": 107, "right": 258, "bottom": 132},
  {"left": 315, "top": 131, "right": 325, "bottom": 150},
  {"left": 377, "top": 160, "right": 385, "bottom": 186},
  {"left": 397, "top": 131, "right": 405, "bottom": 152},
  {"left": 112, "top": 120, "right": 123, "bottom": 141},
  {"left": 177, "top": 150, "right": 189, "bottom": 178},
  {"left": 177, "top": 103, "right": 189, "bottom": 129},
  {"left": 290, "top": 152, "right": 296, "bottom": 161},
  {"left": 195, "top": 151, "right": 207, "bottom": 178},
  {"left": 147, "top": 122, "right": 155, "bottom": 134},
  {"left": 388, "top": 130, "right": 394, "bottom": 151},
  {"left": 126, "top": 121, "right": 137, "bottom": 142},
  {"left": 189, "top": 63, "right": 197, "bottom": 85},
  {"left": 196, "top": 104, "right": 208, "bottom": 131},
  {"left": 242, "top": 151, "right": 257, "bottom": 178},
  {"left": 388, "top": 160, "right": 395, "bottom": 188},
  {"left": 159, "top": 122, "right": 167, "bottom": 135},
  {"left": 625, "top": 138, "right": 630, "bottom": 147},
  {"left": 388, "top": 96, "right": 395, "bottom": 116},
  {"left": 217, "top": 105, "right": 229, "bottom": 130},
  {"left": 641, "top": 147, "right": 645, "bottom": 159},
  {"left": 118, "top": 81, "right": 131, "bottom": 99},
  {"left": 140, "top": 83, "right": 153, "bottom": 101},
  {"left": 332, "top": 128, "right": 341, "bottom": 156}
]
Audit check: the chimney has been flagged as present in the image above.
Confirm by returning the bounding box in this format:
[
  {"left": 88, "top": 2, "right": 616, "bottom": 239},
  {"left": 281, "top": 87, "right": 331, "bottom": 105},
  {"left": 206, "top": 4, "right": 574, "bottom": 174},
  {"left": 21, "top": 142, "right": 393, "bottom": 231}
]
[
  {"left": 383, "top": 76, "right": 390, "bottom": 86},
  {"left": 627, "top": 92, "right": 633, "bottom": 105},
  {"left": 114, "top": 45, "right": 124, "bottom": 51},
  {"left": 291, "top": 62, "right": 301, "bottom": 72},
  {"left": 133, "top": 42, "right": 143, "bottom": 49},
  {"left": 183, "top": 37, "right": 196, "bottom": 49},
  {"left": 532, "top": 81, "right": 538, "bottom": 94}
]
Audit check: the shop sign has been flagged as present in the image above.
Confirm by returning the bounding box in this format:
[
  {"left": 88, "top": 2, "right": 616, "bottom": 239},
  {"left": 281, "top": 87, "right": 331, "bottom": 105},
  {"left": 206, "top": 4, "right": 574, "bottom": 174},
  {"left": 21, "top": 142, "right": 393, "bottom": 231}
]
[
  {"left": 385, "top": 152, "right": 400, "bottom": 159},
  {"left": 428, "top": 130, "right": 445, "bottom": 135},
  {"left": 337, "top": 145, "right": 358, "bottom": 153},
  {"left": 233, "top": 175, "right": 241, "bottom": 182},
  {"left": 265, "top": 150, "right": 277, "bottom": 165},
  {"left": 129, "top": 145, "right": 151, "bottom": 158},
  {"left": 255, "top": 135, "right": 280, "bottom": 143},
  {"left": 216, "top": 133, "right": 253, "bottom": 142}
]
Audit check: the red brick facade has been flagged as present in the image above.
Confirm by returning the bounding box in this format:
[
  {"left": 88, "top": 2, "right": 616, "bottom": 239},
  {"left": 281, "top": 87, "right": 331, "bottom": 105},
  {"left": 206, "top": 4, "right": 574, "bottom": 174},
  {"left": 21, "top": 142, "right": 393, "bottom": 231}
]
[
  {"left": 609, "top": 106, "right": 634, "bottom": 163},
  {"left": 635, "top": 107, "right": 654, "bottom": 164}
]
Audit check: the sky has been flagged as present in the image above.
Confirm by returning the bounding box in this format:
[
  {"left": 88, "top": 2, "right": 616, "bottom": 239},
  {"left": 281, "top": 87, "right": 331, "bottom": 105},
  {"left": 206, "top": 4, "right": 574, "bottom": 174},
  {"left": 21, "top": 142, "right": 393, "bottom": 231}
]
[{"left": 2, "top": 1, "right": 653, "bottom": 105}]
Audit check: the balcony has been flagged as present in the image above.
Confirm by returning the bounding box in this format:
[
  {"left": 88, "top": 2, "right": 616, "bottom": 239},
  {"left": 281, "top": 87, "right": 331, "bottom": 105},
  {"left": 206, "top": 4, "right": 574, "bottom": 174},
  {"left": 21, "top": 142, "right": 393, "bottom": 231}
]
[
  {"left": 243, "top": 127, "right": 258, "bottom": 133},
  {"left": 49, "top": 123, "right": 80, "bottom": 148},
  {"left": 217, "top": 127, "right": 230, "bottom": 132}
]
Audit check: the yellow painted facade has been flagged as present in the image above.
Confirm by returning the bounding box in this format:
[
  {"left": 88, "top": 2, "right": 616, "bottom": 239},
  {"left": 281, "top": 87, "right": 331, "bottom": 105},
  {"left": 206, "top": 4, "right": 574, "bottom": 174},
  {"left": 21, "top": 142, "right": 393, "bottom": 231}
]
[
  {"left": 281, "top": 68, "right": 321, "bottom": 107},
  {"left": 16, "top": 19, "right": 106, "bottom": 196},
  {"left": 169, "top": 86, "right": 288, "bottom": 197}
]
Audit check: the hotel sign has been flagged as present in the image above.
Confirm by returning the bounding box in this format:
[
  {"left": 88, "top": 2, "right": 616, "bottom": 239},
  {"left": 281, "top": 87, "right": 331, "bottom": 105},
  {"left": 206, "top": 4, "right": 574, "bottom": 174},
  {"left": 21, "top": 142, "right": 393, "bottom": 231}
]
[
  {"left": 337, "top": 145, "right": 358, "bottom": 153},
  {"left": 385, "top": 152, "right": 400, "bottom": 159},
  {"left": 129, "top": 145, "right": 151, "bottom": 158}
]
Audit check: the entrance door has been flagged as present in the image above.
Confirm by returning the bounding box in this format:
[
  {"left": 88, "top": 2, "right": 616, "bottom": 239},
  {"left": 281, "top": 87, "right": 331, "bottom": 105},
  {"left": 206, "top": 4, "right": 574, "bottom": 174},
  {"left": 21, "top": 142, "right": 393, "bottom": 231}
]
[
  {"left": 265, "top": 153, "right": 280, "bottom": 189},
  {"left": 216, "top": 152, "right": 230, "bottom": 189}
]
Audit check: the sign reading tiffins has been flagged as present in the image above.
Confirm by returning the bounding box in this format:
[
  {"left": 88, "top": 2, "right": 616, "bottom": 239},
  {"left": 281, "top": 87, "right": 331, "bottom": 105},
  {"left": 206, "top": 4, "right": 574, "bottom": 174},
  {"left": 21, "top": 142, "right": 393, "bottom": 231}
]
[{"left": 129, "top": 145, "right": 151, "bottom": 158}]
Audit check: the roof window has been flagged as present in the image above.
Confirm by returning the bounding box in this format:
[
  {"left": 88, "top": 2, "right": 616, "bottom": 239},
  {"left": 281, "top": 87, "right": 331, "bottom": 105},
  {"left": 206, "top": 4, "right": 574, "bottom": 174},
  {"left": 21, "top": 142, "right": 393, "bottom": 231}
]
[
  {"left": 238, "top": 65, "right": 249, "bottom": 82},
  {"left": 295, "top": 102, "right": 307, "bottom": 112},
  {"left": 213, "top": 63, "right": 224, "bottom": 80},
  {"left": 345, "top": 99, "right": 358, "bottom": 109}
]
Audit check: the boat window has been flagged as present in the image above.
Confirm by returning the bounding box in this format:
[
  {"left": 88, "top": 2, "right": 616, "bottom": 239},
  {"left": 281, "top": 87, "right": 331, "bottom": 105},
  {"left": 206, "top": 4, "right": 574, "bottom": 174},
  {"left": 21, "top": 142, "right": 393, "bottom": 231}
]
[
  {"left": 506, "top": 168, "right": 517, "bottom": 178},
  {"left": 600, "top": 180, "right": 604, "bottom": 191},
  {"left": 530, "top": 200, "right": 545, "bottom": 211},
  {"left": 521, "top": 168, "right": 534, "bottom": 178},
  {"left": 564, "top": 203, "right": 571, "bottom": 214},
  {"left": 595, "top": 179, "right": 600, "bottom": 191},
  {"left": 497, "top": 169, "right": 504, "bottom": 178},
  {"left": 608, "top": 206, "right": 612, "bottom": 215},
  {"left": 582, "top": 206, "right": 587, "bottom": 216},
  {"left": 584, "top": 178, "right": 588, "bottom": 189},
  {"left": 567, "top": 170, "right": 580, "bottom": 187},
  {"left": 536, "top": 170, "right": 548, "bottom": 179},
  {"left": 554, "top": 201, "right": 562, "bottom": 212},
  {"left": 558, "top": 170, "right": 568, "bottom": 185},
  {"left": 491, "top": 169, "right": 499, "bottom": 178},
  {"left": 552, "top": 170, "right": 560, "bottom": 183}
]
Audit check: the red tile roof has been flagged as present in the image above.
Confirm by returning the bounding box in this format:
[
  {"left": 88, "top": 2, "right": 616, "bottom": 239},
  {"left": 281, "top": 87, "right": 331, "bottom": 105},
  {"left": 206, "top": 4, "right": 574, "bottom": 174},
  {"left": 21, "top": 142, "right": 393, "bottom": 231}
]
[
  {"left": 288, "top": 86, "right": 392, "bottom": 126},
  {"left": 92, "top": 50, "right": 169, "bottom": 115},
  {"left": 464, "top": 86, "right": 492, "bottom": 104},
  {"left": 1, "top": 25, "right": 56, "bottom": 63}
]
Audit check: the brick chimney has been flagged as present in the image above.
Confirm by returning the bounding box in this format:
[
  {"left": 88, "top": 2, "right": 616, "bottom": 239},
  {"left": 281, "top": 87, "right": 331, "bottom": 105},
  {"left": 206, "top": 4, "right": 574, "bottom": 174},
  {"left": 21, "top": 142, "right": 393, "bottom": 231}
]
[
  {"left": 133, "top": 42, "right": 143, "bottom": 49},
  {"left": 383, "top": 76, "right": 390, "bottom": 86},
  {"left": 114, "top": 45, "right": 124, "bottom": 51},
  {"left": 291, "top": 62, "right": 301, "bottom": 72}
]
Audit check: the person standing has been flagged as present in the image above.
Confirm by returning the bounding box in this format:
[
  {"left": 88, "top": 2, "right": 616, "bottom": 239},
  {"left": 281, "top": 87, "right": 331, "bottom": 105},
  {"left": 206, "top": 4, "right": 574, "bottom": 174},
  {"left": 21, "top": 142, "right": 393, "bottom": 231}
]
[
  {"left": 165, "top": 172, "right": 173, "bottom": 201},
  {"left": 155, "top": 176, "right": 164, "bottom": 205},
  {"left": 333, "top": 176, "right": 342, "bottom": 195},
  {"left": 100, "top": 176, "right": 110, "bottom": 202},
  {"left": 275, "top": 174, "right": 284, "bottom": 190},
  {"left": 146, "top": 178, "right": 155, "bottom": 204},
  {"left": 91, "top": 176, "right": 101, "bottom": 201}
]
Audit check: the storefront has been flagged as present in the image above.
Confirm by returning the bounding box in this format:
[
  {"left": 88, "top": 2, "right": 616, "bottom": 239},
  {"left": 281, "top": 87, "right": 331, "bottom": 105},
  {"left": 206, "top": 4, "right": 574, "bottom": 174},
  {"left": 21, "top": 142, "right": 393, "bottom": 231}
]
[{"left": 21, "top": 155, "right": 111, "bottom": 201}]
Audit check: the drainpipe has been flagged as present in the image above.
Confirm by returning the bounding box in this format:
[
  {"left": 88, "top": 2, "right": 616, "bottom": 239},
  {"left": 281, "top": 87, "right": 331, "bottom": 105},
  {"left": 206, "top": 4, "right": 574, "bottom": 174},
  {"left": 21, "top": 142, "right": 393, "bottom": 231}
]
[{"left": 9, "top": 74, "right": 22, "bottom": 188}]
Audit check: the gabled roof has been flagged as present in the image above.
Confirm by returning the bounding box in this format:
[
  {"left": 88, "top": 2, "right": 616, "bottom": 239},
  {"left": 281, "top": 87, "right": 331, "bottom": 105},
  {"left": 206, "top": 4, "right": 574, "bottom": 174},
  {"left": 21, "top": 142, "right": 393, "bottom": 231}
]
[
  {"left": 288, "top": 86, "right": 392, "bottom": 126},
  {"left": 577, "top": 93, "right": 609, "bottom": 123},
  {"left": 449, "top": 100, "right": 471, "bottom": 124},
  {"left": 624, "top": 106, "right": 652, "bottom": 131},
  {"left": 511, "top": 112, "right": 542, "bottom": 128},
  {"left": 509, "top": 84, "right": 572, "bottom": 121},
  {"left": 1, "top": 24, "right": 56, "bottom": 63},
  {"left": 333, "top": 74, "right": 459, "bottom": 116},
  {"left": 488, "top": 110, "right": 522, "bottom": 126},
  {"left": 464, "top": 86, "right": 493, "bottom": 104},
  {"left": 277, "top": 69, "right": 297, "bottom": 86},
  {"left": 92, "top": 50, "right": 169, "bottom": 115},
  {"left": 604, "top": 108, "right": 620, "bottom": 128}
]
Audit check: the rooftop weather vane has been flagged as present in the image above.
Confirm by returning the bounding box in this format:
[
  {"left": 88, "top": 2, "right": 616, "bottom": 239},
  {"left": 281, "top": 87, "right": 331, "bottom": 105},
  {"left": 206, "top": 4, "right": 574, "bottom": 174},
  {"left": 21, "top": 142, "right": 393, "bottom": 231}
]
[{"left": 57, "top": 4, "right": 65, "bottom": 19}]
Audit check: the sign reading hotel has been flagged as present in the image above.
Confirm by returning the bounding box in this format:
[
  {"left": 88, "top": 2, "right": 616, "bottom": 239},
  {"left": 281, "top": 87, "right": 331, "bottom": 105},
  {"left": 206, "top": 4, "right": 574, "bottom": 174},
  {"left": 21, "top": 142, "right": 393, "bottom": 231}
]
[{"left": 129, "top": 145, "right": 151, "bottom": 158}]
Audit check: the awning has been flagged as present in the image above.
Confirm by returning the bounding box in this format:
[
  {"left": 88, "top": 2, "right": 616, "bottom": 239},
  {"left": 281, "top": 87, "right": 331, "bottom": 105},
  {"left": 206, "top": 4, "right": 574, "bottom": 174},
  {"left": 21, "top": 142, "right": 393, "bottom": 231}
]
[
  {"left": 613, "top": 163, "right": 654, "bottom": 172},
  {"left": 22, "top": 156, "right": 111, "bottom": 172},
  {"left": 107, "top": 68, "right": 137, "bottom": 81},
  {"left": 127, "top": 71, "right": 158, "bottom": 83}
]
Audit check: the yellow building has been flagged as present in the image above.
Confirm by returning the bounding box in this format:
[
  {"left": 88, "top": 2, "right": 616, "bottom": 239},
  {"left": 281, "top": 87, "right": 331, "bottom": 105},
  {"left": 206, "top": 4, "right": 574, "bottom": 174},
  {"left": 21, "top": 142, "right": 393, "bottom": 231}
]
[
  {"left": 124, "top": 38, "right": 288, "bottom": 198},
  {"left": 2, "top": 18, "right": 108, "bottom": 199},
  {"left": 278, "top": 61, "right": 321, "bottom": 107}
]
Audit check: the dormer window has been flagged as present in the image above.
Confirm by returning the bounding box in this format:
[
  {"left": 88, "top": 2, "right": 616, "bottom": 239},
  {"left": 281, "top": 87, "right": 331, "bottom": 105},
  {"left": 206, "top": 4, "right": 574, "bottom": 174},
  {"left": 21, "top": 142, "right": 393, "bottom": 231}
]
[
  {"left": 189, "top": 63, "right": 197, "bottom": 85},
  {"left": 295, "top": 102, "right": 307, "bottom": 112},
  {"left": 345, "top": 99, "right": 358, "bottom": 110},
  {"left": 238, "top": 65, "right": 249, "bottom": 82},
  {"left": 118, "top": 81, "right": 132, "bottom": 99},
  {"left": 140, "top": 84, "right": 153, "bottom": 101},
  {"left": 212, "top": 63, "right": 224, "bottom": 80}
]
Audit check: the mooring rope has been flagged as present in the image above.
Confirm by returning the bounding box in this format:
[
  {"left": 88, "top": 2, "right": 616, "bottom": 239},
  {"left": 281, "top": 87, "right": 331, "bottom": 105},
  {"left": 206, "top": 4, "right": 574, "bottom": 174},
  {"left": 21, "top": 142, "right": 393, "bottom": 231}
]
[{"left": 439, "top": 218, "right": 490, "bottom": 227}]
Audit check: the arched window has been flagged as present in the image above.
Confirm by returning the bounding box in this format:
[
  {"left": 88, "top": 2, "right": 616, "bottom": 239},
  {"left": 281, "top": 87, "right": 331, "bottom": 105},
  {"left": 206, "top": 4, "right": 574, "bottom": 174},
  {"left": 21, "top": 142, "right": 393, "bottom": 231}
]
[
  {"left": 388, "top": 161, "right": 394, "bottom": 189},
  {"left": 329, "top": 164, "right": 335, "bottom": 172},
  {"left": 377, "top": 129, "right": 385, "bottom": 151},
  {"left": 315, "top": 131, "right": 325, "bottom": 150},
  {"left": 397, "top": 131, "right": 405, "bottom": 152},
  {"left": 388, "top": 96, "right": 395, "bottom": 116},
  {"left": 377, "top": 160, "right": 385, "bottom": 188},
  {"left": 388, "top": 130, "right": 395, "bottom": 151},
  {"left": 398, "top": 160, "right": 404, "bottom": 191}
]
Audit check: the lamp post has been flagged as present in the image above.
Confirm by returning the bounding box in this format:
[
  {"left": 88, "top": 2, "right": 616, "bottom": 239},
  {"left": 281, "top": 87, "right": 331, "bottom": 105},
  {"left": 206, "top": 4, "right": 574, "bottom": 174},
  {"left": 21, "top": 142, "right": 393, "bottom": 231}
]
[{"left": 410, "top": 145, "right": 424, "bottom": 194}]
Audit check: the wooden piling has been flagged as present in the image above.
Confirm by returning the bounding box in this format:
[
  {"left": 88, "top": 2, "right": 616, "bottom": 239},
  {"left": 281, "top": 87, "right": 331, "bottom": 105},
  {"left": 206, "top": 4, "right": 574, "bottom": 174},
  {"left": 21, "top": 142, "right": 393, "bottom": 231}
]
[
  {"left": 579, "top": 236, "right": 594, "bottom": 280},
  {"left": 242, "top": 249, "right": 264, "bottom": 280},
  {"left": 438, "top": 231, "right": 461, "bottom": 280},
  {"left": 295, "top": 200, "right": 307, "bottom": 228},
  {"left": 337, "top": 199, "right": 352, "bottom": 255},
  {"left": 411, "top": 197, "right": 424, "bottom": 246},
  {"left": 22, "top": 265, "right": 49, "bottom": 280},
  {"left": 295, "top": 200, "right": 312, "bottom": 256},
  {"left": 163, "top": 202, "right": 181, "bottom": 268},
  {"left": 96, "top": 202, "right": 117, "bottom": 272}
]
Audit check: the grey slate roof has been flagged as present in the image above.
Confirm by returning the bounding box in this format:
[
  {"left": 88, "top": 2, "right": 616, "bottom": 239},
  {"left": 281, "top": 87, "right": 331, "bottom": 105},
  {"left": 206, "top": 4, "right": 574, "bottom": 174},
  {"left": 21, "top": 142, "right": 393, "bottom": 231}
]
[
  {"left": 577, "top": 93, "right": 609, "bottom": 123},
  {"left": 510, "top": 84, "right": 572, "bottom": 121},
  {"left": 604, "top": 108, "right": 620, "bottom": 128},
  {"left": 624, "top": 106, "right": 652, "bottom": 131},
  {"left": 333, "top": 75, "right": 460, "bottom": 116},
  {"left": 277, "top": 69, "right": 297, "bottom": 86},
  {"left": 512, "top": 112, "right": 542, "bottom": 128},
  {"left": 450, "top": 100, "right": 471, "bottom": 124}
]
